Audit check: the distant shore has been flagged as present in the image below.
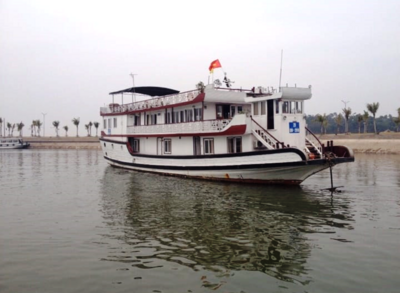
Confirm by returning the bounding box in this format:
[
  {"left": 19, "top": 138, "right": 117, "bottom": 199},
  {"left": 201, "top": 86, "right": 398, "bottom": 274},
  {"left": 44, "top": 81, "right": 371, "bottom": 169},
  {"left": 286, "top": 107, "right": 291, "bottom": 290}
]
[
  {"left": 17, "top": 133, "right": 400, "bottom": 154},
  {"left": 23, "top": 136, "right": 101, "bottom": 150},
  {"left": 317, "top": 133, "right": 400, "bottom": 154}
]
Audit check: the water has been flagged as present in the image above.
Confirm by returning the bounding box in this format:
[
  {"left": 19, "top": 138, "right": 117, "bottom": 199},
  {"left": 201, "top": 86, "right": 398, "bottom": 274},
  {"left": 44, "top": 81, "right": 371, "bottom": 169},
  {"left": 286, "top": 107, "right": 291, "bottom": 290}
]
[{"left": 1, "top": 150, "right": 399, "bottom": 293}]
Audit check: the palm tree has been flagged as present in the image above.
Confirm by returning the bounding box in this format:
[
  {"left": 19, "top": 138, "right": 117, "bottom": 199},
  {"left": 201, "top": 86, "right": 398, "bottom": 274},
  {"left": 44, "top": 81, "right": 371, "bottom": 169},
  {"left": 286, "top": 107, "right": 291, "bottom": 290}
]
[
  {"left": 322, "top": 119, "right": 328, "bottom": 134},
  {"left": 366, "top": 102, "right": 379, "bottom": 134},
  {"left": 63, "top": 126, "right": 69, "bottom": 137},
  {"left": 17, "top": 122, "right": 24, "bottom": 137},
  {"left": 36, "top": 120, "right": 42, "bottom": 137},
  {"left": 72, "top": 118, "right": 80, "bottom": 137},
  {"left": 362, "top": 111, "right": 369, "bottom": 133},
  {"left": 394, "top": 108, "right": 400, "bottom": 132},
  {"left": 394, "top": 117, "right": 400, "bottom": 132},
  {"left": 93, "top": 122, "right": 99, "bottom": 137},
  {"left": 335, "top": 114, "right": 343, "bottom": 135},
  {"left": 314, "top": 114, "right": 327, "bottom": 134},
  {"left": 342, "top": 107, "right": 352, "bottom": 134},
  {"left": 88, "top": 121, "right": 93, "bottom": 136},
  {"left": 6, "top": 122, "right": 12, "bottom": 137},
  {"left": 85, "top": 124, "right": 90, "bottom": 136},
  {"left": 357, "top": 114, "right": 363, "bottom": 134},
  {"left": 52, "top": 121, "right": 60, "bottom": 137}
]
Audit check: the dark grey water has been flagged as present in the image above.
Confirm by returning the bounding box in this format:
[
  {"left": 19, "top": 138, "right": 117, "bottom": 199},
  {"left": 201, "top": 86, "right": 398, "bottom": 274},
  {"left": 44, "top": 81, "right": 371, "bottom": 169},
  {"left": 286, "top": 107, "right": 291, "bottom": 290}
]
[{"left": 1, "top": 150, "right": 399, "bottom": 293}]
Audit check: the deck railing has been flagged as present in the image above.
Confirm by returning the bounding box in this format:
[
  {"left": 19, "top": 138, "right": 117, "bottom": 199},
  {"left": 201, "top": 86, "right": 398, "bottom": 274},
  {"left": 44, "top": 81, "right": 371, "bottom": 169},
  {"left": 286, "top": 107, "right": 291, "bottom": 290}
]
[
  {"left": 101, "top": 89, "right": 200, "bottom": 114},
  {"left": 127, "top": 119, "right": 232, "bottom": 135}
]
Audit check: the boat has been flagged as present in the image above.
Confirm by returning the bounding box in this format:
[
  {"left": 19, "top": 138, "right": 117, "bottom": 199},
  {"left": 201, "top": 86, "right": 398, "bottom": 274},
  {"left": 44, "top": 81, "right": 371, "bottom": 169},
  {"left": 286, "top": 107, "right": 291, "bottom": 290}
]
[
  {"left": 0, "top": 137, "right": 30, "bottom": 149},
  {"left": 99, "top": 61, "right": 354, "bottom": 185}
]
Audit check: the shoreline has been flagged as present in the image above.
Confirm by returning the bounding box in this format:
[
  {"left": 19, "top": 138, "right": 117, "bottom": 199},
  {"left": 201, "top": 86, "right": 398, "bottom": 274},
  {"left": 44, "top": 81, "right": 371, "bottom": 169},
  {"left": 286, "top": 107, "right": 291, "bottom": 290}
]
[{"left": 11, "top": 135, "right": 400, "bottom": 154}]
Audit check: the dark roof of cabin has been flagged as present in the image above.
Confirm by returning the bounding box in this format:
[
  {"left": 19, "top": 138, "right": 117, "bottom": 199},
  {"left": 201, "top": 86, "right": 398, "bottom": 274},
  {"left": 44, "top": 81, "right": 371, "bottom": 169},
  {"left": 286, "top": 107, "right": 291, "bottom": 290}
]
[{"left": 109, "top": 86, "right": 180, "bottom": 97}]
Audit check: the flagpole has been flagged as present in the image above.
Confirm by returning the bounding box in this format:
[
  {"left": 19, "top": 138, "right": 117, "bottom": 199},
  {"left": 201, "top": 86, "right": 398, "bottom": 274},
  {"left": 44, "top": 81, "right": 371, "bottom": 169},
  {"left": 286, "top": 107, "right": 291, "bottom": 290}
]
[{"left": 279, "top": 49, "right": 283, "bottom": 92}]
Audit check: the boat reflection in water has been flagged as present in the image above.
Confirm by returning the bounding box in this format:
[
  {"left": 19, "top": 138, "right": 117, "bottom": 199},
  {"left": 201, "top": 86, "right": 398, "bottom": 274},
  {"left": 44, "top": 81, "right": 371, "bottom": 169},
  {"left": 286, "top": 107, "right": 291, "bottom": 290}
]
[{"left": 99, "top": 166, "right": 354, "bottom": 286}]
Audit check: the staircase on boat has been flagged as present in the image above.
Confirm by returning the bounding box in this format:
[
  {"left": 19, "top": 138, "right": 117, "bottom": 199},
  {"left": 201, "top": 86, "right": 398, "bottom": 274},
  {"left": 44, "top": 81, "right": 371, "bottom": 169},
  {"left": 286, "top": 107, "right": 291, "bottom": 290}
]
[
  {"left": 251, "top": 118, "right": 285, "bottom": 150},
  {"left": 304, "top": 127, "right": 323, "bottom": 159}
]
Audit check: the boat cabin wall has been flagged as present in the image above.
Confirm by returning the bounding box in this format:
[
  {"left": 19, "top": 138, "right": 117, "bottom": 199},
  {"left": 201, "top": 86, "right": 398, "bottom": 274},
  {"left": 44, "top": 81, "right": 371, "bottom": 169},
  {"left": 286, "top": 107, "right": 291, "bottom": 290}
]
[
  {"left": 251, "top": 99, "right": 306, "bottom": 150},
  {"left": 102, "top": 115, "right": 128, "bottom": 141}
]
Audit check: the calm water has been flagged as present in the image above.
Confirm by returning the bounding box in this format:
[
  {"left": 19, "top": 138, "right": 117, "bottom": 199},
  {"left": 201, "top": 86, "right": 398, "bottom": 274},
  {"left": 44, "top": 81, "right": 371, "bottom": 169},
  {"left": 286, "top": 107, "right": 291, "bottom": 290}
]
[{"left": 1, "top": 150, "right": 399, "bottom": 293}]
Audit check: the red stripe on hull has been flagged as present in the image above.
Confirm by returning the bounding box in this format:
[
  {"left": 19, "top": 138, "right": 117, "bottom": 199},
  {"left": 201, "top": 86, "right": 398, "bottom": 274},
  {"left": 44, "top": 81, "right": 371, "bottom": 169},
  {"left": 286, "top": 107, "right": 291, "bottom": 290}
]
[{"left": 100, "top": 124, "right": 246, "bottom": 138}]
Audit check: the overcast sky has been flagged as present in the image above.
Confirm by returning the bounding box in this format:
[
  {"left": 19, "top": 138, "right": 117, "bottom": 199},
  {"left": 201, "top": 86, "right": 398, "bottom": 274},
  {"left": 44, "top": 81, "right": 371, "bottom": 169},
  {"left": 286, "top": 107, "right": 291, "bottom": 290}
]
[{"left": 1, "top": 0, "right": 399, "bottom": 136}]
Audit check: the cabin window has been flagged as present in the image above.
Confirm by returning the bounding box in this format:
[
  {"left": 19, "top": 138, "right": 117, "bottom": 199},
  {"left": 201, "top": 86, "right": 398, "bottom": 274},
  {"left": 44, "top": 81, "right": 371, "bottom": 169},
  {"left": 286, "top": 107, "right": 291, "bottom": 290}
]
[
  {"left": 130, "top": 138, "right": 140, "bottom": 152},
  {"left": 275, "top": 100, "right": 280, "bottom": 114},
  {"left": 134, "top": 114, "right": 141, "bottom": 126},
  {"left": 254, "top": 103, "right": 259, "bottom": 115},
  {"left": 166, "top": 112, "right": 171, "bottom": 124},
  {"left": 261, "top": 101, "right": 266, "bottom": 115},
  {"left": 103, "top": 119, "right": 106, "bottom": 129},
  {"left": 227, "top": 137, "right": 242, "bottom": 153},
  {"left": 230, "top": 106, "right": 236, "bottom": 117},
  {"left": 282, "top": 101, "right": 289, "bottom": 114},
  {"left": 180, "top": 111, "right": 185, "bottom": 123},
  {"left": 151, "top": 114, "right": 157, "bottom": 125},
  {"left": 113, "top": 118, "right": 117, "bottom": 128},
  {"left": 108, "top": 119, "right": 111, "bottom": 128},
  {"left": 295, "top": 101, "right": 302, "bottom": 113},
  {"left": 194, "top": 108, "right": 202, "bottom": 121},
  {"left": 185, "top": 109, "right": 193, "bottom": 122},
  {"left": 164, "top": 139, "right": 172, "bottom": 154},
  {"left": 238, "top": 106, "right": 243, "bottom": 113},
  {"left": 173, "top": 111, "right": 179, "bottom": 123},
  {"left": 204, "top": 138, "right": 214, "bottom": 154}
]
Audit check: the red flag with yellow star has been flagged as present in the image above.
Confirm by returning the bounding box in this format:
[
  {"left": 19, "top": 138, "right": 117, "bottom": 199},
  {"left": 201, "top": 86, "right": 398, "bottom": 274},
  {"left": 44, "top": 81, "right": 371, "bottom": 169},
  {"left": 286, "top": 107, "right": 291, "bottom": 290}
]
[{"left": 209, "top": 59, "right": 222, "bottom": 73}]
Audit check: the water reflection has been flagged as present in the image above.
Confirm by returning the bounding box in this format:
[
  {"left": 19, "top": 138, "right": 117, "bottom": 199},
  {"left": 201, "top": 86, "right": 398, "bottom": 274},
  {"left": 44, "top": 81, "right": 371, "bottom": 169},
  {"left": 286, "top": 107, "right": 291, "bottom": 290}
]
[{"left": 99, "top": 167, "right": 354, "bottom": 285}]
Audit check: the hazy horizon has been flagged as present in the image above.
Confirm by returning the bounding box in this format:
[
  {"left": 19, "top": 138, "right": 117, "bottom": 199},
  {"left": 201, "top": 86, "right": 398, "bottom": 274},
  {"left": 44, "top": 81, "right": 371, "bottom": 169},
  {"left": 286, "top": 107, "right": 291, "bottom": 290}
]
[{"left": 1, "top": 0, "right": 399, "bottom": 137}]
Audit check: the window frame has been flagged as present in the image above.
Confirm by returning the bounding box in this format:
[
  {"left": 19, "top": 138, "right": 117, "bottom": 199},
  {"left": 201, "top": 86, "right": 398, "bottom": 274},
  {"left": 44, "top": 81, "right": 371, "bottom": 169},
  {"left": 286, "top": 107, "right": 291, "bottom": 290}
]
[
  {"left": 203, "top": 138, "right": 214, "bottom": 155},
  {"left": 164, "top": 139, "right": 172, "bottom": 154}
]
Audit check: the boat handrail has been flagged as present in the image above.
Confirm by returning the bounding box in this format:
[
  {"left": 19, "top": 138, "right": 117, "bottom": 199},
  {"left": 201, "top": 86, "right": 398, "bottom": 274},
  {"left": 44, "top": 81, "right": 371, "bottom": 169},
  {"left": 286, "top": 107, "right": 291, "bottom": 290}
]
[{"left": 305, "top": 126, "right": 324, "bottom": 153}]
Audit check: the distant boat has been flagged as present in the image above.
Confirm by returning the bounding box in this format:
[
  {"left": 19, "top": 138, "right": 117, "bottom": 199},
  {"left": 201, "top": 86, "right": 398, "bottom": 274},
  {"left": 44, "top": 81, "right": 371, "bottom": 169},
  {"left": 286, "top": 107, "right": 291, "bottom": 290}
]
[
  {"left": 0, "top": 138, "right": 30, "bottom": 149},
  {"left": 99, "top": 62, "right": 354, "bottom": 185}
]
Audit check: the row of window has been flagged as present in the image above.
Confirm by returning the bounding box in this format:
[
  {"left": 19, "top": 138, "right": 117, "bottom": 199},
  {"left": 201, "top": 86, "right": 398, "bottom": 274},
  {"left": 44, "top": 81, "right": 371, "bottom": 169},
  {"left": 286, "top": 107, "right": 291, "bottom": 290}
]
[
  {"left": 103, "top": 118, "right": 117, "bottom": 129},
  {"left": 128, "top": 137, "right": 242, "bottom": 155},
  {"left": 253, "top": 100, "right": 303, "bottom": 115}
]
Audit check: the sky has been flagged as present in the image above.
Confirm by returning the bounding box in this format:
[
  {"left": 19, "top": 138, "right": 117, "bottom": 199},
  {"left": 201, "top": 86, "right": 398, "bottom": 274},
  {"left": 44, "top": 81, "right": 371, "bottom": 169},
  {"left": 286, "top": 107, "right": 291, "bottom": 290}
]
[{"left": 1, "top": 0, "right": 399, "bottom": 136}]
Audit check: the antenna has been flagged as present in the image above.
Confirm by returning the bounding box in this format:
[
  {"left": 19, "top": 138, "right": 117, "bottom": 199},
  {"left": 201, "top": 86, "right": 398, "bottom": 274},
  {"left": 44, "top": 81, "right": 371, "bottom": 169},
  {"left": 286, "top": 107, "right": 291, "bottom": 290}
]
[
  {"left": 279, "top": 50, "right": 283, "bottom": 92},
  {"left": 130, "top": 73, "right": 137, "bottom": 102}
]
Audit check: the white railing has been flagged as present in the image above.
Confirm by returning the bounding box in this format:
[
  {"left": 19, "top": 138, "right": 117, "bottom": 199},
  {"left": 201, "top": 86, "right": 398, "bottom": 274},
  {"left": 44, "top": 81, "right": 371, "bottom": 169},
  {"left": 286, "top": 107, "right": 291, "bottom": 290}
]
[
  {"left": 127, "top": 119, "right": 231, "bottom": 135},
  {"left": 101, "top": 90, "right": 200, "bottom": 114}
]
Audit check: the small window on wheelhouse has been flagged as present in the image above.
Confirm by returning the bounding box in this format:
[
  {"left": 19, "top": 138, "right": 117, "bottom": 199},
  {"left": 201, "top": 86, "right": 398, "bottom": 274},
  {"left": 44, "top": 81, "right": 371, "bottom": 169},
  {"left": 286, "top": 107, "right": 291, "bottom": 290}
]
[
  {"left": 253, "top": 102, "right": 259, "bottom": 115},
  {"left": 261, "top": 101, "right": 266, "bottom": 115},
  {"left": 204, "top": 138, "right": 214, "bottom": 154},
  {"left": 275, "top": 100, "right": 280, "bottom": 114},
  {"left": 103, "top": 119, "right": 106, "bottom": 129},
  {"left": 113, "top": 118, "right": 117, "bottom": 128}
]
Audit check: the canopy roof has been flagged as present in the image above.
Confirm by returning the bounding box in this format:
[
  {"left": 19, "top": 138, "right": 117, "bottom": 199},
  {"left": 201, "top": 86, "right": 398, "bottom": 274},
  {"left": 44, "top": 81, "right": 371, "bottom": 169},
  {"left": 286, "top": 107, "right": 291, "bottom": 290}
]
[{"left": 110, "top": 86, "right": 180, "bottom": 97}]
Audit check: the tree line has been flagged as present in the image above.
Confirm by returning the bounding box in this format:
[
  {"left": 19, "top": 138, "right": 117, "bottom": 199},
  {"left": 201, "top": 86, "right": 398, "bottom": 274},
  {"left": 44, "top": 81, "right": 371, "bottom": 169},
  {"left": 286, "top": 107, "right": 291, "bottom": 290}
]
[
  {"left": 0, "top": 117, "right": 100, "bottom": 137},
  {"left": 307, "top": 103, "right": 400, "bottom": 134}
]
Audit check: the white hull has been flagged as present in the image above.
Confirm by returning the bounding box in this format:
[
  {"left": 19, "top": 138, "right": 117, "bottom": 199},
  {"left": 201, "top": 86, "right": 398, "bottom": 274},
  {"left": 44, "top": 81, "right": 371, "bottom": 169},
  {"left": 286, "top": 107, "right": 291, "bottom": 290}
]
[{"left": 100, "top": 139, "right": 331, "bottom": 184}]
